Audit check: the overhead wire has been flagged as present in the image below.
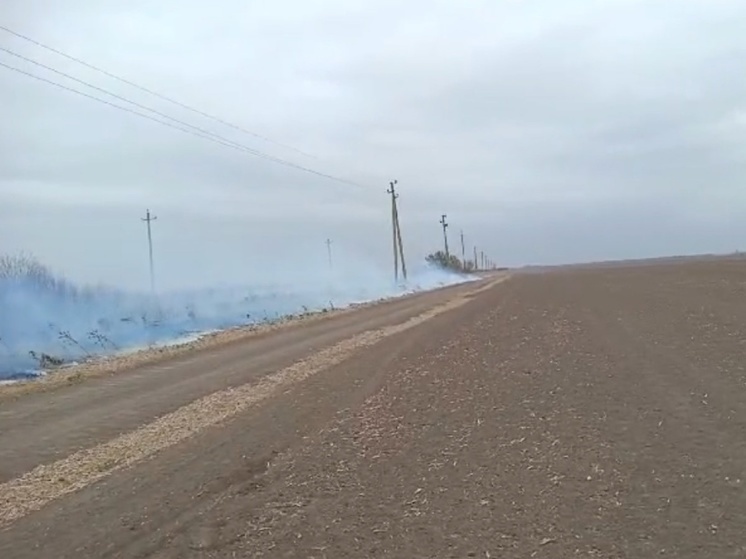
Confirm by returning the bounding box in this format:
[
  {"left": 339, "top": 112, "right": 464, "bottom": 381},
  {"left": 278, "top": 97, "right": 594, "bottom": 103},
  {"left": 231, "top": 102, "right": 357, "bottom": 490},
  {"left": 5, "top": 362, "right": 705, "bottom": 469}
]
[
  {"left": 0, "top": 23, "right": 316, "bottom": 159},
  {"left": 0, "top": 46, "right": 278, "bottom": 156},
  {"left": 0, "top": 58, "right": 368, "bottom": 189}
]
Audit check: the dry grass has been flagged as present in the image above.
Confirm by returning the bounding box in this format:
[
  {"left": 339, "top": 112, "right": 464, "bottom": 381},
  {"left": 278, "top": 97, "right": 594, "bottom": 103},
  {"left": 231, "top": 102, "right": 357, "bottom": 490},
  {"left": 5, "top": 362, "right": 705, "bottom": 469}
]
[{"left": 0, "top": 298, "right": 381, "bottom": 402}]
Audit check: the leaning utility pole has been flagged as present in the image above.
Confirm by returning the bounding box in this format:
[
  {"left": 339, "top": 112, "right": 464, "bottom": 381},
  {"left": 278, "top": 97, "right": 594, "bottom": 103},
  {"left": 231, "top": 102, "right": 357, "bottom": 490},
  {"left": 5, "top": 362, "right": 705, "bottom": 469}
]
[
  {"left": 326, "top": 238, "right": 333, "bottom": 270},
  {"left": 141, "top": 209, "right": 157, "bottom": 294},
  {"left": 394, "top": 199, "right": 407, "bottom": 281},
  {"left": 387, "top": 180, "right": 407, "bottom": 282},
  {"left": 440, "top": 214, "right": 450, "bottom": 259},
  {"left": 388, "top": 183, "right": 398, "bottom": 281}
]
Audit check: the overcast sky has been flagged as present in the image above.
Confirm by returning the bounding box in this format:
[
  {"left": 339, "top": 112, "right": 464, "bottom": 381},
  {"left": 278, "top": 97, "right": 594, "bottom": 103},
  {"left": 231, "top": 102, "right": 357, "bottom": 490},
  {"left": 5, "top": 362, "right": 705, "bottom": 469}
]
[{"left": 2, "top": 0, "right": 745, "bottom": 289}]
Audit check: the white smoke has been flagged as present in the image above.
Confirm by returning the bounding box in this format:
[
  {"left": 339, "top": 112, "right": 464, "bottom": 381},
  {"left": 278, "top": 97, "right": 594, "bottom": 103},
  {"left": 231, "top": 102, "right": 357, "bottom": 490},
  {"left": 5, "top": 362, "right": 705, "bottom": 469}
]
[{"left": 0, "top": 251, "right": 472, "bottom": 380}]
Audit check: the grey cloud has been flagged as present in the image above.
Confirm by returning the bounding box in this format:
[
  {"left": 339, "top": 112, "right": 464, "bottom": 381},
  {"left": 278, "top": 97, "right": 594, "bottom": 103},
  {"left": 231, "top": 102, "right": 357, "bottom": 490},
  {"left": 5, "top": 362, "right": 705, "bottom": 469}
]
[{"left": 2, "top": 0, "right": 746, "bottom": 289}]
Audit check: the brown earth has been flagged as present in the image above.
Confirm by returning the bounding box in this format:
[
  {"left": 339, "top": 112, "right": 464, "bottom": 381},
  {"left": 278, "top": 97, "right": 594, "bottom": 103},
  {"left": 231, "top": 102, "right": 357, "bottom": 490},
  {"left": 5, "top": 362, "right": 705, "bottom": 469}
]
[{"left": 1, "top": 260, "right": 746, "bottom": 558}]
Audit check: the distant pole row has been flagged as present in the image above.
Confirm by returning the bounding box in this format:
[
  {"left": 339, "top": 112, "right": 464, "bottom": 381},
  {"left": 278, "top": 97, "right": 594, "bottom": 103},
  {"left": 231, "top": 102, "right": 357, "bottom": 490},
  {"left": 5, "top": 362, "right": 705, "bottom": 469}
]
[
  {"left": 140, "top": 181, "right": 498, "bottom": 294},
  {"left": 436, "top": 211, "right": 496, "bottom": 273},
  {"left": 387, "top": 182, "right": 498, "bottom": 280}
]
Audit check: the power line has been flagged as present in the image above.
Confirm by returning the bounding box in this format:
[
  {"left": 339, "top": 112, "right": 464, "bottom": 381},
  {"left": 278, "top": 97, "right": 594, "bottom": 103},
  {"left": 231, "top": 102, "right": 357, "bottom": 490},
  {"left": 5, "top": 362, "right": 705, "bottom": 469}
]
[
  {"left": 0, "top": 59, "right": 367, "bottom": 189},
  {"left": 0, "top": 45, "right": 324, "bottom": 172},
  {"left": 0, "top": 23, "right": 315, "bottom": 159},
  {"left": 0, "top": 60, "right": 226, "bottom": 143},
  {"left": 0, "top": 50, "right": 361, "bottom": 186},
  {"left": 0, "top": 45, "right": 263, "bottom": 151}
]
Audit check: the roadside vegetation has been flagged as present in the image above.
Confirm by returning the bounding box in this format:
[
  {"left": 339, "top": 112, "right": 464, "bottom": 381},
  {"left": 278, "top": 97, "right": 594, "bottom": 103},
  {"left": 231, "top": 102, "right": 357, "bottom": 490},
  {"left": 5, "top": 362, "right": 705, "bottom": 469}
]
[{"left": 0, "top": 253, "right": 470, "bottom": 380}]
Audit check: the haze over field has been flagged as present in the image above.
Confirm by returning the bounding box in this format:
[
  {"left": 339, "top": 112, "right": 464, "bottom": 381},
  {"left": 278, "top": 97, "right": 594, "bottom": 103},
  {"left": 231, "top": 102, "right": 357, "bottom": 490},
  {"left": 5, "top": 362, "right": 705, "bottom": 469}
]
[
  {"left": 0, "top": 253, "right": 469, "bottom": 379},
  {"left": 2, "top": 0, "right": 746, "bottom": 290},
  {"left": 1, "top": 2, "right": 745, "bottom": 376}
]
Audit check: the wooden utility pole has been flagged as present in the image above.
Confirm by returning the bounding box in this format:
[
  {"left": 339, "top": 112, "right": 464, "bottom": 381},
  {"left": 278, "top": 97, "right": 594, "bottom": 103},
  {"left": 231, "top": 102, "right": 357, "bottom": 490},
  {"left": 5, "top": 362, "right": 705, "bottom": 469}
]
[
  {"left": 439, "top": 214, "right": 449, "bottom": 259},
  {"left": 394, "top": 201, "right": 407, "bottom": 281},
  {"left": 481, "top": 251, "right": 485, "bottom": 270},
  {"left": 326, "top": 238, "right": 333, "bottom": 270},
  {"left": 141, "top": 209, "right": 157, "bottom": 294},
  {"left": 460, "top": 229, "right": 466, "bottom": 263},
  {"left": 474, "top": 246, "right": 479, "bottom": 271},
  {"left": 387, "top": 180, "right": 407, "bottom": 282},
  {"left": 388, "top": 182, "right": 398, "bottom": 281}
]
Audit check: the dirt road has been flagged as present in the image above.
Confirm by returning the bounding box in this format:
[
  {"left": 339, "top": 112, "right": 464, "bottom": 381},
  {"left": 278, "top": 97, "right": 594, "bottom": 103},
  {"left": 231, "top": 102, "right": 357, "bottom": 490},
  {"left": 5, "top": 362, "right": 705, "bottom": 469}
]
[{"left": 2, "top": 260, "right": 746, "bottom": 558}]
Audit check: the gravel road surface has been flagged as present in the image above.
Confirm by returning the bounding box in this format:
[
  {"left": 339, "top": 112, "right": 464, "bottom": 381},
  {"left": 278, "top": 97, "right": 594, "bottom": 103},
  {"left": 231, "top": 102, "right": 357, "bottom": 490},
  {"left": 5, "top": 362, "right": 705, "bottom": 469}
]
[{"left": 1, "top": 260, "right": 746, "bottom": 558}]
